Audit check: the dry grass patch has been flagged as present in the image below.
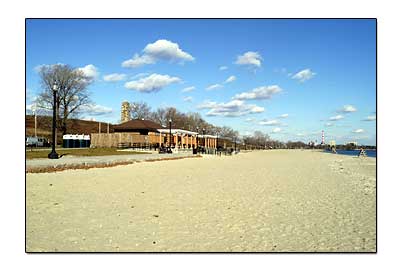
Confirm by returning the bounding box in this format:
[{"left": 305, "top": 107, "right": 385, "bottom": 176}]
[{"left": 26, "top": 147, "right": 150, "bottom": 159}]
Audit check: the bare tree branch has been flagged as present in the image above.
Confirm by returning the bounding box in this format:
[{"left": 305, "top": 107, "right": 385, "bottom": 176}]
[{"left": 35, "top": 64, "right": 92, "bottom": 138}]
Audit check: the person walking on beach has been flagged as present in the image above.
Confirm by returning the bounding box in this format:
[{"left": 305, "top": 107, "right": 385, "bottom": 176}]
[{"left": 358, "top": 147, "right": 367, "bottom": 157}]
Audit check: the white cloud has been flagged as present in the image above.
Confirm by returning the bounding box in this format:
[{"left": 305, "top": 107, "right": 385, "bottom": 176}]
[
  {"left": 181, "top": 86, "right": 195, "bottom": 93},
  {"left": 26, "top": 88, "right": 36, "bottom": 103},
  {"left": 206, "top": 84, "right": 223, "bottom": 91},
  {"left": 292, "top": 69, "right": 316, "bottom": 82},
  {"left": 363, "top": 115, "right": 376, "bottom": 121},
  {"left": 26, "top": 103, "right": 33, "bottom": 109},
  {"left": 325, "top": 122, "right": 334, "bottom": 127},
  {"left": 296, "top": 133, "right": 305, "bottom": 137},
  {"left": 79, "top": 104, "right": 113, "bottom": 116},
  {"left": 259, "top": 120, "right": 280, "bottom": 126},
  {"left": 144, "top": 39, "right": 194, "bottom": 61},
  {"left": 235, "top": 51, "right": 262, "bottom": 68},
  {"left": 183, "top": 96, "right": 193, "bottom": 102},
  {"left": 219, "top": 66, "right": 228, "bottom": 71},
  {"left": 103, "top": 73, "right": 126, "bottom": 82},
  {"left": 34, "top": 64, "right": 47, "bottom": 73},
  {"left": 122, "top": 54, "right": 155, "bottom": 68},
  {"left": 278, "top": 113, "right": 289, "bottom": 119},
  {"left": 224, "top": 75, "right": 236, "bottom": 83},
  {"left": 271, "top": 128, "right": 282, "bottom": 133},
  {"left": 245, "top": 118, "right": 256, "bottom": 122},
  {"left": 26, "top": 104, "right": 35, "bottom": 114},
  {"left": 352, "top": 129, "right": 365, "bottom": 134},
  {"left": 35, "top": 63, "right": 99, "bottom": 83},
  {"left": 232, "top": 85, "right": 282, "bottom": 100},
  {"left": 77, "top": 64, "right": 99, "bottom": 80},
  {"left": 197, "top": 99, "right": 264, "bottom": 117},
  {"left": 329, "top": 115, "right": 344, "bottom": 121},
  {"left": 125, "top": 73, "right": 181, "bottom": 93},
  {"left": 26, "top": 101, "right": 52, "bottom": 115},
  {"left": 122, "top": 39, "right": 194, "bottom": 68},
  {"left": 339, "top": 105, "right": 357, "bottom": 113}
]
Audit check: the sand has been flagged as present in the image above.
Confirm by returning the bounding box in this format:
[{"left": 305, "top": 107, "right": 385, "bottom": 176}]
[{"left": 26, "top": 150, "right": 376, "bottom": 252}]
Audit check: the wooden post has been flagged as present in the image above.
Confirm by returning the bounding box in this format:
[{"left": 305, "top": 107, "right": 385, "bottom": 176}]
[
  {"left": 107, "top": 123, "right": 109, "bottom": 134},
  {"left": 98, "top": 122, "right": 101, "bottom": 134}
]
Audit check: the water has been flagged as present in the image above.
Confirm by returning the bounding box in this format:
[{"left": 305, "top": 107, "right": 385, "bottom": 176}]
[{"left": 324, "top": 149, "right": 376, "bottom": 158}]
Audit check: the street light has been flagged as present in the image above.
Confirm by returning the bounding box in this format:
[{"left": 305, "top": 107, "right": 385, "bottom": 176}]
[
  {"left": 202, "top": 128, "right": 206, "bottom": 154},
  {"left": 169, "top": 119, "right": 172, "bottom": 148},
  {"left": 234, "top": 137, "right": 237, "bottom": 153},
  {"left": 216, "top": 132, "right": 218, "bottom": 155},
  {"left": 48, "top": 82, "right": 59, "bottom": 159},
  {"left": 196, "top": 126, "right": 199, "bottom": 148}
]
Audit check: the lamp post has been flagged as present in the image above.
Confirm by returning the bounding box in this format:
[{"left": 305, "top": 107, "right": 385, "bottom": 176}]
[
  {"left": 196, "top": 126, "right": 199, "bottom": 148},
  {"left": 234, "top": 137, "right": 237, "bottom": 152},
  {"left": 216, "top": 132, "right": 218, "bottom": 155},
  {"left": 169, "top": 119, "right": 172, "bottom": 148},
  {"left": 48, "top": 82, "right": 59, "bottom": 159},
  {"left": 202, "top": 128, "right": 206, "bottom": 154}
]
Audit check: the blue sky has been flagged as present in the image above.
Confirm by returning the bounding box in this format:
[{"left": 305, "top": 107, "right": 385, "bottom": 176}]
[{"left": 26, "top": 19, "right": 376, "bottom": 145}]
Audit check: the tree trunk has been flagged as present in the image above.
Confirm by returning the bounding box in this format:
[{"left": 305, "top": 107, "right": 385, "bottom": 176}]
[{"left": 62, "top": 106, "right": 68, "bottom": 136}]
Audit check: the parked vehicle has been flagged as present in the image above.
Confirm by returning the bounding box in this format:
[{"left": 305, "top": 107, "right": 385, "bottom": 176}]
[{"left": 26, "top": 136, "right": 49, "bottom": 147}]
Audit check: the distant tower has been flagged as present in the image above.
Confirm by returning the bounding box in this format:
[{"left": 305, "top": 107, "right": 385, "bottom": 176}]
[
  {"left": 121, "top": 101, "right": 131, "bottom": 123},
  {"left": 321, "top": 130, "right": 325, "bottom": 145}
]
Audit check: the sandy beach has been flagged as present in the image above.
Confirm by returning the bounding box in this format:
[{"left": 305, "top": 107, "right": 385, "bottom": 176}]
[{"left": 26, "top": 150, "right": 376, "bottom": 252}]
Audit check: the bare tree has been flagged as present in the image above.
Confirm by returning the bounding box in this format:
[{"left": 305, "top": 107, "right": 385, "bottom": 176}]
[
  {"left": 151, "top": 107, "right": 168, "bottom": 126},
  {"left": 185, "top": 112, "right": 206, "bottom": 131},
  {"left": 219, "top": 126, "right": 238, "bottom": 139},
  {"left": 243, "top": 131, "right": 271, "bottom": 148},
  {"left": 35, "top": 64, "right": 92, "bottom": 138},
  {"left": 129, "top": 101, "right": 152, "bottom": 120},
  {"left": 164, "top": 107, "right": 179, "bottom": 125},
  {"left": 153, "top": 107, "right": 184, "bottom": 128}
]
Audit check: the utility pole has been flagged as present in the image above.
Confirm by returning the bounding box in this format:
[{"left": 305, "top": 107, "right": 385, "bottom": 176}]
[{"left": 33, "top": 108, "right": 37, "bottom": 138}]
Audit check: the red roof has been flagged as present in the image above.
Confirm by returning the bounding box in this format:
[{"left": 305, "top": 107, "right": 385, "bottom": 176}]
[{"left": 113, "top": 119, "right": 164, "bottom": 131}]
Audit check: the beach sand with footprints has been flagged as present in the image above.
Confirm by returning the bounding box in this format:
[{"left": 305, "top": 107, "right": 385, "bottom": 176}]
[{"left": 26, "top": 150, "right": 376, "bottom": 252}]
